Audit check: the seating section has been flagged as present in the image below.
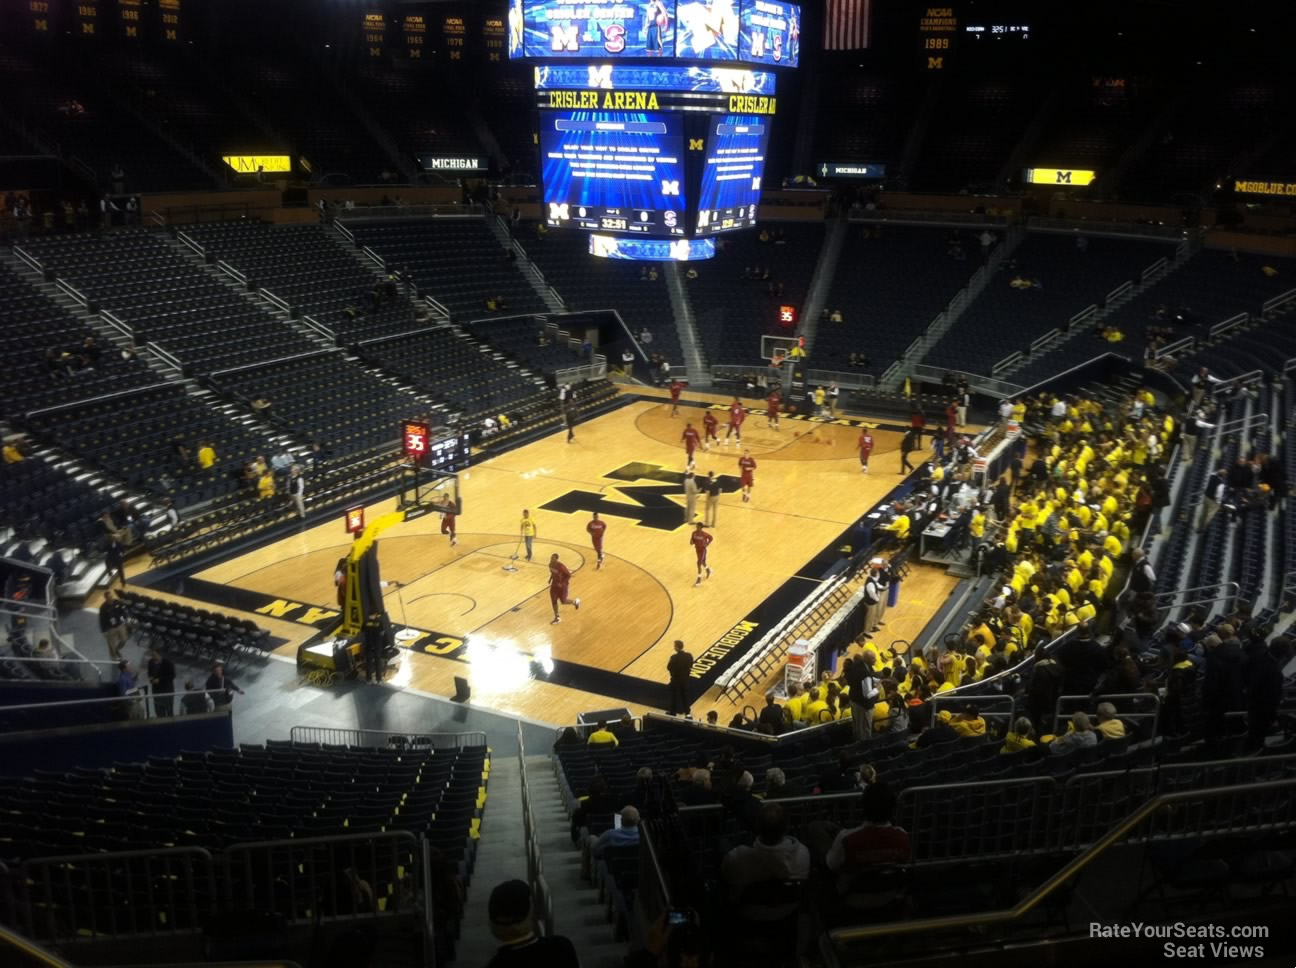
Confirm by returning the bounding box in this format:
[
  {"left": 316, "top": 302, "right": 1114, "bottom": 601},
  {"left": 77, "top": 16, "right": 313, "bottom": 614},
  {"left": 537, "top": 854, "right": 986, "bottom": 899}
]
[
  {"left": 357, "top": 328, "right": 545, "bottom": 417},
  {"left": 0, "top": 51, "right": 213, "bottom": 191},
  {"left": 22, "top": 230, "right": 311, "bottom": 373},
  {"left": 814, "top": 73, "right": 917, "bottom": 173},
  {"left": 687, "top": 224, "right": 825, "bottom": 365},
  {"left": 352, "top": 64, "right": 482, "bottom": 161},
  {"left": 481, "top": 69, "right": 538, "bottom": 178},
  {"left": 0, "top": 261, "right": 156, "bottom": 417},
  {"left": 517, "top": 228, "right": 684, "bottom": 367},
  {"left": 816, "top": 226, "right": 977, "bottom": 374},
  {"left": 468, "top": 316, "right": 584, "bottom": 374},
  {"left": 0, "top": 455, "right": 117, "bottom": 552},
  {"left": 1030, "top": 76, "right": 1172, "bottom": 176},
  {"left": 353, "top": 218, "right": 546, "bottom": 321},
  {"left": 21, "top": 386, "right": 276, "bottom": 510},
  {"left": 210, "top": 352, "right": 426, "bottom": 456},
  {"left": 909, "top": 78, "right": 1041, "bottom": 193},
  {"left": 185, "top": 222, "right": 414, "bottom": 340},
  {"left": 923, "top": 234, "right": 1177, "bottom": 374},
  {"left": 118, "top": 590, "right": 271, "bottom": 668}
]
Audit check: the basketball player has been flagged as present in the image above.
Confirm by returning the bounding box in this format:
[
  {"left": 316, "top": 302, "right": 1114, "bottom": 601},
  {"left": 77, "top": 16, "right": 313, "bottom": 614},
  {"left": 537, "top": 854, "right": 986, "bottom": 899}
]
[
  {"left": 646, "top": 0, "right": 669, "bottom": 55},
  {"left": 682, "top": 421, "right": 700, "bottom": 462},
  {"left": 548, "top": 552, "right": 581, "bottom": 623},
  {"left": 690, "top": 521, "right": 713, "bottom": 586},
  {"left": 702, "top": 410, "right": 719, "bottom": 450},
  {"left": 437, "top": 494, "right": 457, "bottom": 546},
  {"left": 738, "top": 450, "right": 757, "bottom": 502},
  {"left": 767, "top": 389, "right": 781, "bottom": 430},
  {"left": 669, "top": 378, "right": 684, "bottom": 417},
  {"left": 857, "top": 429, "right": 874, "bottom": 474},
  {"left": 587, "top": 512, "right": 606, "bottom": 569},
  {"left": 724, "top": 397, "right": 746, "bottom": 444}
]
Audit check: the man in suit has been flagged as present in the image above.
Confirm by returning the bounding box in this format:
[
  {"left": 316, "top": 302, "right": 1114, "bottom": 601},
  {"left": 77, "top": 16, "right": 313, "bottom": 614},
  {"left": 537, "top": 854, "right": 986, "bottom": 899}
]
[
  {"left": 147, "top": 647, "right": 176, "bottom": 717},
  {"left": 666, "top": 639, "right": 694, "bottom": 716},
  {"left": 205, "top": 663, "right": 244, "bottom": 708}
]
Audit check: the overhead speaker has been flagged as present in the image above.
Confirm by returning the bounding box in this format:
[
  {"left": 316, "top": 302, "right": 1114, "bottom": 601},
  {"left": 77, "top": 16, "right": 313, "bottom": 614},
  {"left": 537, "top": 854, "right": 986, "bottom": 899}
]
[{"left": 451, "top": 676, "right": 471, "bottom": 703}]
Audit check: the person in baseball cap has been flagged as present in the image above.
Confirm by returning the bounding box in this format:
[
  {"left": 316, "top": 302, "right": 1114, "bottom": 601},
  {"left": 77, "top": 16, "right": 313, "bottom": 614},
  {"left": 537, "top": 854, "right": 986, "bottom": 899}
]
[{"left": 486, "top": 879, "right": 579, "bottom": 966}]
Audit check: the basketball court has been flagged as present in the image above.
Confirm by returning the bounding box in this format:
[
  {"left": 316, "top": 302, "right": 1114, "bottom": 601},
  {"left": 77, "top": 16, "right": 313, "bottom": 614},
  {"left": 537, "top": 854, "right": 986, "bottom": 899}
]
[{"left": 137, "top": 392, "right": 962, "bottom": 724}]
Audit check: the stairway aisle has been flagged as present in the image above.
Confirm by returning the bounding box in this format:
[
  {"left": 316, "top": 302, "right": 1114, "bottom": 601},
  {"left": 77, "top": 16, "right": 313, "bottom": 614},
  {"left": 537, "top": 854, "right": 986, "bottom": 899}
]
[
  {"left": 451, "top": 756, "right": 524, "bottom": 967},
  {"left": 525, "top": 754, "right": 629, "bottom": 968}
]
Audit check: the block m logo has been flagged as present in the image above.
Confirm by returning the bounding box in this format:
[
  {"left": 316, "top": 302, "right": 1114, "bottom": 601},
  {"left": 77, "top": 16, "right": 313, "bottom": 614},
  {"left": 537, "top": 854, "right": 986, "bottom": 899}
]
[
  {"left": 689, "top": 138, "right": 704, "bottom": 151},
  {"left": 551, "top": 24, "right": 579, "bottom": 51},
  {"left": 1055, "top": 170, "right": 1072, "bottom": 183},
  {"left": 540, "top": 462, "right": 740, "bottom": 531},
  {"left": 927, "top": 56, "right": 943, "bottom": 70}
]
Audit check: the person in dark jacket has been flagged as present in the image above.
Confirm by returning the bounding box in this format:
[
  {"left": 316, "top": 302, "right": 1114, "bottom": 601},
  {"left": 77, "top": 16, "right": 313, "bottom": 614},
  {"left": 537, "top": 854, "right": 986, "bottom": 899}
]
[
  {"left": 146, "top": 647, "right": 176, "bottom": 717},
  {"left": 666, "top": 640, "right": 694, "bottom": 716},
  {"left": 1027, "top": 656, "right": 1064, "bottom": 733},
  {"left": 204, "top": 663, "right": 244, "bottom": 708},
  {"left": 757, "top": 693, "right": 786, "bottom": 735},
  {"left": 1056, "top": 621, "right": 1108, "bottom": 696},
  {"left": 1244, "top": 637, "right": 1288, "bottom": 751},
  {"left": 99, "top": 589, "right": 129, "bottom": 659},
  {"left": 1201, "top": 633, "right": 1245, "bottom": 744}
]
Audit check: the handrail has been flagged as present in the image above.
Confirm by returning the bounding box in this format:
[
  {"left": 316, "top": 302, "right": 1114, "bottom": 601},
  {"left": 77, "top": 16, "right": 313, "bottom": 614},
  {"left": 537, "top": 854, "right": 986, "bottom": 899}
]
[
  {"left": 356, "top": 323, "right": 449, "bottom": 347},
  {"left": 208, "top": 348, "right": 333, "bottom": 380},
  {"left": 1104, "top": 279, "right": 1133, "bottom": 304},
  {"left": 1053, "top": 691, "right": 1160, "bottom": 736},
  {"left": 991, "top": 350, "right": 1023, "bottom": 375},
  {"left": 258, "top": 288, "right": 293, "bottom": 316},
  {"left": 1211, "top": 368, "right": 1263, "bottom": 395},
  {"left": 1029, "top": 327, "right": 1060, "bottom": 352},
  {"left": 1068, "top": 304, "right": 1097, "bottom": 329},
  {"left": 362, "top": 245, "right": 386, "bottom": 269},
  {"left": 827, "top": 778, "right": 1296, "bottom": 946},
  {"left": 1151, "top": 334, "right": 1194, "bottom": 360},
  {"left": 0, "top": 923, "right": 75, "bottom": 967},
  {"left": 340, "top": 203, "right": 484, "bottom": 220},
  {"left": 1261, "top": 286, "right": 1296, "bottom": 315},
  {"left": 55, "top": 278, "right": 88, "bottom": 306},
  {"left": 0, "top": 690, "right": 217, "bottom": 713},
  {"left": 288, "top": 725, "right": 488, "bottom": 749},
  {"left": 1140, "top": 256, "right": 1167, "bottom": 282},
  {"left": 333, "top": 220, "right": 355, "bottom": 244},
  {"left": 175, "top": 230, "right": 205, "bottom": 258},
  {"left": 299, "top": 314, "right": 336, "bottom": 340},
  {"left": 640, "top": 817, "right": 674, "bottom": 911},
  {"left": 100, "top": 309, "right": 133, "bottom": 339},
  {"left": 0, "top": 594, "right": 57, "bottom": 621},
  {"left": 804, "top": 368, "right": 877, "bottom": 390},
  {"left": 24, "top": 380, "right": 172, "bottom": 419},
  {"left": 11, "top": 244, "right": 44, "bottom": 274},
  {"left": 215, "top": 260, "right": 248, "bottom": 287},
  {"left": 424, "top": 294, "right": 451, "bottom": 319},
  {"left": 145, "top": 341, "right": 184, "bottom": 372},
  {"left": 1153, "top": 579, "right": 1240, "bottom": 610},
  {"left": 1208, "top": 311, "right": 1249, "bottom": 339}
]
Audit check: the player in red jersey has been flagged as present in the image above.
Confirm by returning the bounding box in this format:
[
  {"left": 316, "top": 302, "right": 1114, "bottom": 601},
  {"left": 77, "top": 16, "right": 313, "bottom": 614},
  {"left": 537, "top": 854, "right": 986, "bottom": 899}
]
[
  {"left": 857, "top": 430, "right": 874, "bottom": 474},
  {"left": 439, "top": 501, "right": 457, "bottom": 546},
  {"left": 586, "top": 512, "right": 607, "bottom": 569},
  {"left": 547, "top": 552, "right": 581, "bottom": 623},
  {"left": 724, "top": 398, "right": 746, "bottom": 444},
  {"left": 767, "top": 390, "right": 781, "bottom": 430},
  {"left": 701, "top": 410, "right": 719, "bottom": 451},
  {"left": 690, "top": 521, "right": 713, "bottom": 585},
  {"left": 682, "top": 422, "right": 700, "bottom": 462},
  {"left": 669, "top": 379, "right": 684, "bottom": 417},
  {"left": 738, "top": 450, "right": 757, "bottom": 502}
]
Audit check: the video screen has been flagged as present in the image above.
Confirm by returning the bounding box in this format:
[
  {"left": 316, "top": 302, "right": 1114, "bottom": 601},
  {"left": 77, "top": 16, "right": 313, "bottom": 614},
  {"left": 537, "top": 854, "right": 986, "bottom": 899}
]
[
  {"left": 739, "top": 0, "right": 800, "bottom": 67},
  {"left": 695, "top": 114, "right": 768, "bottom": 234},
  {"left": 590, "top": 235, "right": 716, "bottom": 260},
  {"left": 674, "top": 0, "right": 741, "bottom": 59},
  {"left": 540, "top": 110, "right": 686, "bottom": 236},
  {"left": 510, "top": 0, "right": 676, "bottom": 58}
]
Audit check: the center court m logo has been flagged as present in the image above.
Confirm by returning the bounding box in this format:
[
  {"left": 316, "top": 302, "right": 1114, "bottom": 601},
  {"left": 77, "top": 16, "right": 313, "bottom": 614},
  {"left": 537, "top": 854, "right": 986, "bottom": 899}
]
[{"left": 540, "top": 461, "right": 740, "bottom": 531}]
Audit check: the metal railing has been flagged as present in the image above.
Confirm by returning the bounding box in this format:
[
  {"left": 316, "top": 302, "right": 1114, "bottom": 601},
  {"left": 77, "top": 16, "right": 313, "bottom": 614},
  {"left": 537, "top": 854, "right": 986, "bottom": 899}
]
[
  {"left": 258, "top": 288, "right": 294, "bottom": 317},
  {"left": 991, "top": 350, "right": 1023, "bottom": 375},
  {"left": 12, "top": 245, "right": 44, "bottom": 274},
  {"left": 848, "top": 210, "right": 1009, "bottom": 227},
  {"left": 1211, "top": 368, "right": 1264, "bottom": 395},
  {"left": 825, "top": 778, "right": 1296, "bottom": 951},
  {"left": 1025, "top": 215, "right": 1190, "bottom": 241},
  {"left": 333, "top": 220, "right": 355, "bottom": 244},
  {"left": 362, "top": 245, "right": 386, "bottom": 269},
  {"left": 175, "top": 231, "right": 205, "bottom": 258},
  {"left": 1208, "top": 311, "right": 1249, "bottom": 339},
  {"left": 339, "top": 204, "right": 484, "bottom": 221},
  {"left": 897, "top": 777, "right": 1055, "bottom": 863},
  {"left": 1105, "top": 279, "right": 1133, "bottom": 304},
  {"left": 806, "top": 368, "right": 878, "bottom": 390},
  {"left": 1053, "top": 692, "right": 1160, "bottom": 737},
  {"left": 145, "top": 341, "right": 183, "bottom": 372},
  {"left": 905, "top": 364, "right": 1025, "bottom": 398},
  {"left": 1140, "top": 256, "right": 1168, "bottom": 283},
  {"left": 299, "top": 314, "right": 336, "bottom": 340},
  {"left": 1030, "top": 327, "right": 1061, "bottom": 353},
  {"left": 100, "top": 309, "right": 133, "bottom": 340},
  {"left": 288, "top": 725, "right": 487, "bottom": 749},
  {"left": 0, "top": 923, "right": 75, "bottom": 967},
  {"left": 215, "top": 260, "right": 248, "bottom": 288},
  {"left": 55, "top": 278, "right": 89, "bottom": 307},
  {"left": 1153, "top": 579, "right": 1240, "bottom": 612},
  {"left": 423, "top": 294, "right": 451, "bottom": 319},
  {"left": 1151, "top": 334, "right": 1195, "bottom": 360},
  {"left": 0, "top": 689, "right": 219, "bottom": 720},
  {"left": 929, "top": 692, "right": 1015, "bottom": 726},
  {"left": 555, "top": 359, "right": 608, "bottom": 384},
  {"left": 1261, "top": 286, "right": 1296, "bottom": 316},
  {"left": 0, "top": 655, "right": 115, "bottom": 683},
  {"left": 1068, "top": 304, "right": 1098, "bottom": 330}
]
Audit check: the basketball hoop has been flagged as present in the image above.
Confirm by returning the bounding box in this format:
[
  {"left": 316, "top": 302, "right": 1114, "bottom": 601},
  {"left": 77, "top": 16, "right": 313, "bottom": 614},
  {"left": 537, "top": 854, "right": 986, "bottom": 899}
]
[{"left": 770, "top": 348, "right": 788, "bottom": 367}]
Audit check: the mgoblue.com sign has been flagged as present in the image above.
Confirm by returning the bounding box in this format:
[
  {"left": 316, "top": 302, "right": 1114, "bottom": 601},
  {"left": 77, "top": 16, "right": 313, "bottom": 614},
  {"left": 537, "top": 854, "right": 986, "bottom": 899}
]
[{"left": 420, "top": 156, "right": 488, "bottom": 171}]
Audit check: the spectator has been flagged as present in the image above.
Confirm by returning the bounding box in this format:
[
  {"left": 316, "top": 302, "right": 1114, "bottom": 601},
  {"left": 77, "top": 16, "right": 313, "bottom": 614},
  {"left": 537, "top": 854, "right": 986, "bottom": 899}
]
[
  {"left": 485, "top": 879, "right": 579, "bottom": 967},
  {"left": 677, "top": 768, "right": 715, "bottom": 806},
  {"left": 2, "top": 437, "right": 23, "bottom": 463},
  {"left": 116, "top": 660, "right": 144, "bottom": 720},
  {"left": 287, "top": 464, "right": 306, "bottom": 519},
  {"left": 722, "top": 771, "right": 762, "bottom": 831},
  {"left": 570, "top": 775, "right": 618, "bottom": 844},
  {"left": 104, "top": 538, "right": 127, "bottom": 588},
  {"left": 197, "top": 440, "right": 216, "bottom": 471},
  {"left": 1050, "top": 711, "right": 1098, "bottom": 754},
  {"left": 1093, "top": 702, "right": 1125, "bottom": 739},
  {"left": 591, "top": 806, "right": 641, "bottom": 859},
  {"left": 587, "top": 720, "right": 619, "bottom": 747},
  {"left": 756, "top": 693, "right": 785, "bottom": 734},
  {"left": 763, "top": 767, "right": 791, "bottom": 799},
  {"left": 666, "top": 639, "right": 693, "bottom": 716},
  {"left": 721, "top": 802, "right": 810, "bottom": 914},
  {"left": 205, "top": 663, "right": 244, "bottom": 708},
  {"left": 1001, "top": 717, "right": 1037, "bottom": 753},
  {"left": 948, "top": 705, "right": 987, "bottom": 738},
  {"left": 811, "top": 782, "right": 910, "bottom": 876},
  {"left": 147, "top": 647, "right": 176, "bottom": 717},
  {"left": 257, "top": 467, "right": 276, "bottom": 500},
  {"left": 99, "top": 589, "right": 130, "bottom": 660},
  {"left": 553, "top": 726, "right": 581, "bottom": 750},
  {"left": 1056, "top": 621, "right": 1107, "bottom": 695},
  {"left": 1202, "top": 632, "right": 1245, "bottom": 744},
  {"left": 110, "top": 162, "right": 125, "bottom": 194},
  {"left": 1245, "top": 637, "right": 1288, "bottom": 751}
]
